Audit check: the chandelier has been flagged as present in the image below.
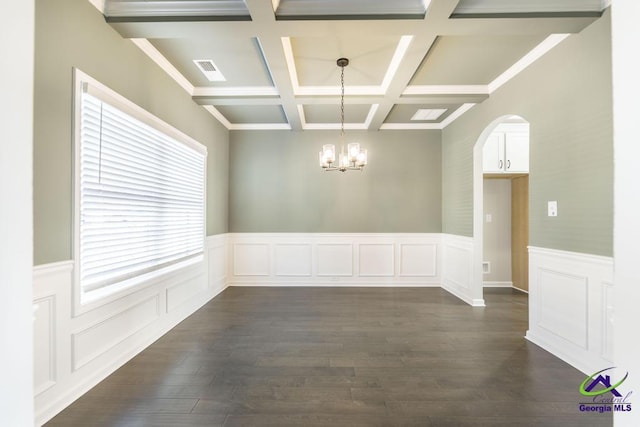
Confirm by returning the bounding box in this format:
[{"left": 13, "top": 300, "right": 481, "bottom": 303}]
[{"left": 319, "top": 58, "right": 368, "bottom": 172}]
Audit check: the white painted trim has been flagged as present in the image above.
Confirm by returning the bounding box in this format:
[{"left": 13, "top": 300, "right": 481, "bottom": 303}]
[
  {"left": 380, "top": 35, "right": 414, "bottom": 93},
  {"left": 513, "top": 286, "right": 529, "bottom": 294},
  {"left": 440, "top": 103, "right": 477, "bottom": 128},
  {"left": 526, "top": 246, "right": 613, "bottom": 376},
  {"left": 528, "top": 246, "right": 613, "bottom": 266},
  {"left": 380, "top": 123, "right": 442, "bottom": 130},
  {"left": 295, "top": 86, "right": 385, "bottom": 96},
  {"left": 229, "top": 123, "right": 292, "bottom": 130},
  {"left": 34, "top": 234, "right": 228, "bottom": 425},
  {"left": 403, "top": 85, "right": 488, "bottom": 95},
  {"left": 130, "top": 39, "right": 195, "bottom": 95},
  {"left": 364, "top": 104, "right": 379, "bottom": 128},
  {"left": 193, "top": 86, "right": 279, "bottom": 97},
  {"left": 441, "top": 234, "right": 484, "bottom": 306},
  {"left": 87, "top": 0, "right": 106, "bottom": 13},
  {"left": 34, "top": 261, "right": 74, "bottom": 279},
  {"left": 227, "top": 233, "right": 445, "bottom": 289},
  {"left": 488, "top": 34, "right": 570, "bottom": 93},
  {"left": 203, "top": 105, "right": 232, "bottom": 129},
  {"left": 483, "top": 281, "right": 513, "bottom": 287}
]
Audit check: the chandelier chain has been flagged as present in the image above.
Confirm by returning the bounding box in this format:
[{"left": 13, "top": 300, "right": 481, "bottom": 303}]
[{"left": 340, "top": 63, "right": 345, "bottom": 137}]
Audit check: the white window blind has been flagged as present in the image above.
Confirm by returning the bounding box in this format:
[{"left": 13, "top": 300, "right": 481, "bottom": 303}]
[{"left": 79, "top": 91, "right": 205, "bottom": 293}]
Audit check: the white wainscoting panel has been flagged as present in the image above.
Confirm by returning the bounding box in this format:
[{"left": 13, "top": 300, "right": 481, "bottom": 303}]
[
  {"left": 275, "top": 244, "right": 312, "bottom": 277},
  {"left": 359, "top": 244, "right": 394, "bottom": 277},
  {"left": 526, "top": 246, "right": 613, "bottom": 375},
  {"left": 442, "top": 234, "right": 483, "bottom": 306},
  {"left": 537, "top": 268, "right": 588, "bottom": 349},
  {"left": 33, "top": 295, "right": 56, "bottom": 396},
  {"left": 72, "top": 296, "right": 160, "bottom": 370},
  {"left": 233, "top": 243, "right": 270, "bottom": 276},
  {"left": 317, "top": 243, "right": 354, "bottom": 277},
  {"left": 33, "top": 234, "right": 228, "bottom": 426},
  {"left": 399, "top": 244, "right": 437, "bottom": 277},
  {"left": 228, "top": 233, "right": 442, "bottom": 287}
]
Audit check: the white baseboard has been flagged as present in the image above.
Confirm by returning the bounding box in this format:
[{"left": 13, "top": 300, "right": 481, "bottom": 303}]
[{"left": 483, "top": 281, "right": 513, "bottom": 287}]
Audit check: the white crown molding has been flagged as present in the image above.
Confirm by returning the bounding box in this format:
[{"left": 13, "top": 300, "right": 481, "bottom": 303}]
[
  {"left": 130, "top": 38, "right": 195, "bottom": 94},
  {"left": 203, "top": 105, "right": 232, "bottom": 129}
]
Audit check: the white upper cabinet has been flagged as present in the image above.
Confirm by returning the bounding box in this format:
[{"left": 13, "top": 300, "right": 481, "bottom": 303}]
[{"left": 483, "top": 123, "right": 529, "bottom": 174}]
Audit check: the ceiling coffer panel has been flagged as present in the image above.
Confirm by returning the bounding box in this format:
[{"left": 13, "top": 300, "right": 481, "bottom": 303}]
[
  {"left": 104, "top": 0, "right": 251, "bottom": 19},
  {"left": 291, "top": 36, "right": 398, "bottom": 87},
  {"left": 303, "top": 104, "right": 372, "bottom": 124},
  {"left": 150, "top": 37, "right": 274, "bottom": 87},
  {"left": 275, "top": 0, "right": 427, "bottom": 20},
  {"left": 452, "top": 0, "right": 605, "bottom": 16},
  {"left": 216, "top": 105, "right": 288, "bottom": 124},
  {"left": 410, "top": 35, "right": 546, "bottom": 86}
]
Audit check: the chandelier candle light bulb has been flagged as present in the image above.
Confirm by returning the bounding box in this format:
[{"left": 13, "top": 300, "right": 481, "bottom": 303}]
[{"left": 319, "top": 58, "right": 368, "bottom": 172}]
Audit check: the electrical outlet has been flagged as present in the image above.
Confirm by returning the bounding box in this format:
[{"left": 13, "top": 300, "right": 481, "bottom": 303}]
[
  {"left": 548, "top": 201, "right": 558, "bottom": 217},
  {"left": 485, "top": 214, "right": 492, "bottom": 223}
]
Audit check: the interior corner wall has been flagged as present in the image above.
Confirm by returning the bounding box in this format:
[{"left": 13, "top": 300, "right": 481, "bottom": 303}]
[
  {"left": 442, "top": 11, "right": 613, "bottom": 256},
  {"left": 228, "top": 130, "right": 442, "bottom": 233},
  {"left": 33, "top": 0, "right": 229, "bottom": 266}
]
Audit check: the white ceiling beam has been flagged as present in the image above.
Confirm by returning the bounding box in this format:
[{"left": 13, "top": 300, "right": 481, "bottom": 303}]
[{"left": 243, "top": 0, "right": 302, "bottom": 130}]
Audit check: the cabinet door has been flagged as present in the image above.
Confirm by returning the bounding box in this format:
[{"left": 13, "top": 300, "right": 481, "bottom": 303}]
[
  {"left": 505, "top": 132, "right": 529, "bottom": 173},
  {"left": 483, "top": 133, "right": 505, "bottom": 173}
]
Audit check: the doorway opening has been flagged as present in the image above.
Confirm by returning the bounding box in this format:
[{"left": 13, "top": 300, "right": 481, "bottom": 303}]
[{"left": 472, "top": 115, "right": 530, "bottom": 305}]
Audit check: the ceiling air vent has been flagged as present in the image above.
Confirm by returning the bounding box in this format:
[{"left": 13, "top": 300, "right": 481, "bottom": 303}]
[
  {"left": 193, "top": 59, "right": 226, "bottom": 82},
  {"left": 411, "top": 108, "right": 447, "bottom": 121}
]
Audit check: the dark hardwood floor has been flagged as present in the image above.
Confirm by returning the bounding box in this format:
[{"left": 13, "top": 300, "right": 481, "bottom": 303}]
[{"left": 46, "top": 287, "right": 612, "bottom": 426}]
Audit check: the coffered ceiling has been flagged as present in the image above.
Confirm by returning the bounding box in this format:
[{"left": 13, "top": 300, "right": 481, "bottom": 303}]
[{"left": 96, "top": 0, "right": 608, "bottom": 131}]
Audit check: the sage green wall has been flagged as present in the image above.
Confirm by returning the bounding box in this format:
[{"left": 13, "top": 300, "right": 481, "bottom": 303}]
[
  {"left": 442, "top": 11, "right": 613, "bottom": 256},
  {"left": 34, "top": 0, "right": 229, "bottom": 265},
  {"left": 229, "top": 130, "right": 442, "bottom": 232}
]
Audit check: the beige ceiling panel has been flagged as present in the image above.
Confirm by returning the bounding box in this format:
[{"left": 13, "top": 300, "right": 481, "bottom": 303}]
[
  {"left": 303, "top": 104, "right": 371, "bottom": 124},
  {"left": 216, "top": 105, "right": 288, "bottom": 124},
  {"left": 410, "top": 35, "right": 546, "bottom": 85},
  {"left": 385, "top": 104, "right": 461, "bottom": 124},
  {"left": 291, "top": 36, "right": 398, "bottom": 86},
  {"left": 150, "top": 37, "right": 273, "bottom": 87}
]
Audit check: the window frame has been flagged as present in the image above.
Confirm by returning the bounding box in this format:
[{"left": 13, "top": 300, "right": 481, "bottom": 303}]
[{"left": 72, "top": 68, "right": 208, "bottom": 313}]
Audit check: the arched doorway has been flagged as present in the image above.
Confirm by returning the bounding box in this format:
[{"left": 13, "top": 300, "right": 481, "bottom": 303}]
[{"left": 472, "top": 115, "right": 530, "bottom": 305}]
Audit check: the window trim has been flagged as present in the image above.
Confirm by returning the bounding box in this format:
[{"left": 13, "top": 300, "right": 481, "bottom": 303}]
[{"left": 72, "top": 68, "right": 208, "bottom": 314}]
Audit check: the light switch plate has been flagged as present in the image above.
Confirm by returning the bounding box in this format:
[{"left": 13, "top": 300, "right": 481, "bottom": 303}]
[{"left": 548, "top": 201, "right": 558, "bottom": 217}]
